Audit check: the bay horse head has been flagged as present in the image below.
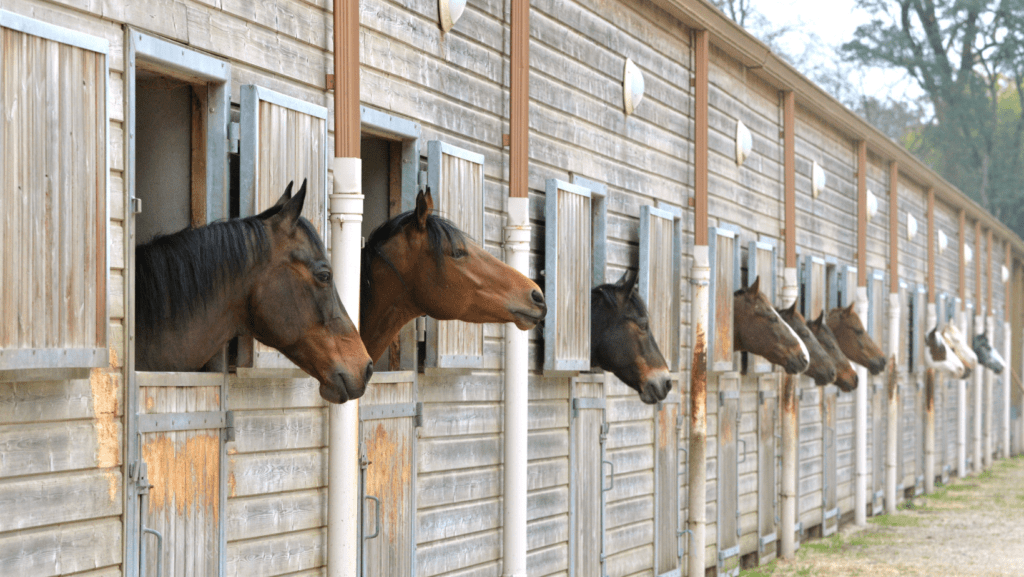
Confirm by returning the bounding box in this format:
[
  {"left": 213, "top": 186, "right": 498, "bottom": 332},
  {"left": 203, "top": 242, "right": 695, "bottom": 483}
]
[
  {"left": 360, "top": 188, "right": 546, "bottom": 362},
  {"left": 972, "top": 332, "right": 1005, "bottom": 374},
  {"left": 808, "top": 313, "right": 858, "bottom": 392},
  {"left": 939, "top": 324, "right": 977, "bottom": 377},
  {"left": 136, "top": 180, "right": 374, "bottom": 404},
  {"left": 733, "top": 277, "right": 809, "bottom": 375},
  {"left": 591, "top": 270, "right": 672, "bottom": 405},
  {"left": 777, "top": 303, "right": 835, "bottom": 385},
  {"left": 925, "top": 326, "right": 967, "bottom": 378},
  {"left": 826, "top": 302, "right": 886, "bottom": 375}
]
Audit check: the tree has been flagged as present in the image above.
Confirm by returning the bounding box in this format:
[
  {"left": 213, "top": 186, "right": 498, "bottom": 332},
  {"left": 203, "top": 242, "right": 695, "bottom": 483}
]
[{"left": 841, "top": 0, "right": 1024, "bottom": 218}]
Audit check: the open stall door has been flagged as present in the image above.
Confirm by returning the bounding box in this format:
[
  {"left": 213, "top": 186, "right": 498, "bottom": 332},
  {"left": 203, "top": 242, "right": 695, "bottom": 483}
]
[{"left": 570, "top": 374, "right": 607, "bottom": 577}]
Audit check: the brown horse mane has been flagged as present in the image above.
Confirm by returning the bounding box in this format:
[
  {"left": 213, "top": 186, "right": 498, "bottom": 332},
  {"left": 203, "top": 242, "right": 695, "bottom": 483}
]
[{"left": 360, "top": 204, "right": 470, "bottom": 321}]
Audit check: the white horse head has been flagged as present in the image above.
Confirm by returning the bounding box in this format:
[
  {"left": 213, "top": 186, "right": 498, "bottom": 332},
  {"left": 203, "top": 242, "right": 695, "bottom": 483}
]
[
  {"left": 925, "top": 326, "right": 966, "bottom": 377},
  {"left": 940, "top": 324, "right": 977, "bottom": 378}
]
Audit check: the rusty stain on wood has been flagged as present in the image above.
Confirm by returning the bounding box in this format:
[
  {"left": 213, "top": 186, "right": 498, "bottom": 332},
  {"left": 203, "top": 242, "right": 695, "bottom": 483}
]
[
  {"left": 90, "top": 353, "right": 120, "bottom": 501},
  {"left": 142, "top": 434, "right": 220, "bottom": 520},
  {"left": 365, "top": 421, "right": 410, "bottom": 531}
]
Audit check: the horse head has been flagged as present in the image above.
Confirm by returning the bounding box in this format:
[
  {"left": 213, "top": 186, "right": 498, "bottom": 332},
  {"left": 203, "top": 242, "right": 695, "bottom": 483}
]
[
  {"left": 733, "top": 277, "right": 809, "bottom": 375},
  {"left": 809, "top": 313, "right": 858, "bottom": 392},
  {"left": 925, "top": 326, "right": 966, "bottom": 378},
  {"left": 249, "top": 181, "right": 374, "bottom": 403},
  {"left": 972, "top": 332, "right": 1005, "bottom": 374},
  {"left": 361, "top": 188, "right": 546, "bottom": 362},
  {"left": 777, "top": 303, "right": 835, "bottom": 385},
  {"left": 940, "top": 324, "right": 977, "bottom": 378},
  {"left": 827, "top": 302, "right": 886, "bottom": 375},
  {"left": 591, "top": 269, "right": 672, "bottom": 405}
]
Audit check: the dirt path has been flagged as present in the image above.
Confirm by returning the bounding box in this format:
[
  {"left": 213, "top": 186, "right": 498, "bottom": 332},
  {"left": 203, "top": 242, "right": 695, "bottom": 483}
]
[{"left": 742, "top": 456, "right": 1024, "bottom": 576}]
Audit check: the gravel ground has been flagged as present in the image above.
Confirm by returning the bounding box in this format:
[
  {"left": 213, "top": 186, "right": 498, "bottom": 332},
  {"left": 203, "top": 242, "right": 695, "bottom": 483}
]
[{"left": 742, "top": 456, "right": 1024, "bottom": 576}]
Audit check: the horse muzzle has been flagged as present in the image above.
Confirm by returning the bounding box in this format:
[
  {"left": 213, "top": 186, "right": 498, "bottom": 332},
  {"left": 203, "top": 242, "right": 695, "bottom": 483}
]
[
  {"left": 510, "top": 290, "right": 547, "bottom": 330},
  {"left": 320, "top": 360, "right": 373, "bottom": 404},
  {"left": 638, "top": 370, "right": 672, "bottom": 405},
  {"left": 867, "top": 356, "right": 887, "bottom": 376},
  {"left": 783, "top": 353, "right": 810, "bottom": 375}
]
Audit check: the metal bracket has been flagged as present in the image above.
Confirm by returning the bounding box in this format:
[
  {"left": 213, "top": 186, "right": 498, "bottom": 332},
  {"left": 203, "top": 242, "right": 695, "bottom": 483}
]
[
  {"left": 138, "top": 411, "right": 227, "bottom": 433},
  {"left": 360, "top": 402, "right": 419, "bottom": 421},
  {"left": 720, "top": 390, "right": 740, "bottom": 401},
  {"left": 572, "top": 397, "right": 606, "bottom": 419},
  {"left": 223, "top": 410, "right": 236, "bottom": 442}
]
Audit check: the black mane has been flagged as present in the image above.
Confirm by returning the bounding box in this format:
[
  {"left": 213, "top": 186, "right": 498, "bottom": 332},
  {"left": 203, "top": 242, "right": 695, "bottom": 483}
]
[
  {"left": 361, "top": 210, "right": 469, "bottom": 315},
  {"left": 135, "top": 216, "right": 270, "bottom": 329}
]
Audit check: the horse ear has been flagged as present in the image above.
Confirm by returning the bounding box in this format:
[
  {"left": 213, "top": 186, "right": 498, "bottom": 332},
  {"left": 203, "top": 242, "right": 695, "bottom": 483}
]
[
  {"left": 416, "top": 187, "right": 434, "bottom": 230},
  {"left": 845, "top": 301, "right": 856, "bottom": 315},
  {"left": 615, "top": 269, "right": 638, "bottom": 293},
  {"left": 269, "top": 180, "right": 306, "bottom": 230},
  {"left": 811, "top": 312, "right": 824, "bottom": 328},
  {"left": 784, "top": 300, "right": 797, "bottom": 315},
  {"left": 749, "top": 276, "right": 760, "bottom": 295},
  {"left": 272, "top": 181, "right": 295, "bottom": 209}
]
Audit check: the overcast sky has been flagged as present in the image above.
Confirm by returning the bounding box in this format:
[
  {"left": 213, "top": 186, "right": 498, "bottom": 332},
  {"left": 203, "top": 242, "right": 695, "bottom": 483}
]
[{"left": 754, "top": 0, "right": 924, "bottom": 103}]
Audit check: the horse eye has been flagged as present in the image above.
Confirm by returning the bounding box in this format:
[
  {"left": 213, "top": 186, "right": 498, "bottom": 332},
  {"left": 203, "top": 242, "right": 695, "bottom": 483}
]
[
  {"left": 451, "top": 247, "right": 468, "bottom": 259},
  {"left": 316, "top": 270, "right": 332, "bottom": 284}
]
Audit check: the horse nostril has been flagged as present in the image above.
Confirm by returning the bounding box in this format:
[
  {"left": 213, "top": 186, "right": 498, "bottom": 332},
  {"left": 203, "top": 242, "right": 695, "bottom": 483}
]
[
  {"left": 531, "top": 289, "right": 545, "bottom": 306},
  {"left": 364, "top": 361, "right": 374, "bottom": 384}
]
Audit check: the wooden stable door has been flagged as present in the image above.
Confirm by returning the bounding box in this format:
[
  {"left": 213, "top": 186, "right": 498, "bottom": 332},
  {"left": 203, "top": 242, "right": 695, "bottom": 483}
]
[
  {"left": 135, "top": 372, "right": 229, "bottom": 577},
  {"left": 570, "top": 374, "right": 607, "bottom": 577},
  {"left": 360, "top": 372, "right": 418, "bottom": 577},
  {"left": 757, "top": 382, "right": 778, "bottom": 560},
  {"left": 654, "top": 392, "right": 682, "bottom": 576}
]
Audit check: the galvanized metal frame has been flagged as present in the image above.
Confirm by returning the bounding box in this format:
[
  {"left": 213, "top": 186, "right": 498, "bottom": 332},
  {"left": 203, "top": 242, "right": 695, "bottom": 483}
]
[
  {"left": 124, "top": 29, "right": 232, "bottom": 577},
  {"left": 426, "top": 140, "right": 486, "bottom": 369},
  {"left": 569, "top": 175, "right": 609, "bottom": 287},
  {"left": 0, "top": 11, "right": 110, "bottom": 373},
  {"left": 238, "top": 84, "right": 329, "bottom": 233},
  {"left": 708, "top": 227, "right": 741, "bottom": 373},
  {"left": 747, "top": 240, "right": 778, "bottom": 373},
  {"left": 544, "top": 178, "right": 593, "bottom": 372},
  {"left": 640, "top": 205, "right": 682, "bottom": 372}
]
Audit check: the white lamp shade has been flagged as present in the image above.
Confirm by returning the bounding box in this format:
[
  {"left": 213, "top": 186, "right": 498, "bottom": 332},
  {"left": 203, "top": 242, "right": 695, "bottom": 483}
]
[
  {"left": 736, "top": 120, "right": 753, "bottom": 166},
  {"left": 439, "top": 0, "right": 467, "bottom": 33},
  {"left": 965, "top": 245, "right": 974, "bottom": 263},
  {"left": 907, "top": 213, "right": 918, "bottom": 241},
  {"left": 812, "top": 161, "right": 826, "bottom": 198},
  {"left": 1002, "top": 264, "right": 1010, "bottom": 282},
  {"left": 938, "top": 230, "right": 948, "bottom": 254},
  {"left": 623, "top": 58, "right": 645, "bottom": 115},
  {"left": 866, "top": 189, "right": 878, "bottom": 220}
]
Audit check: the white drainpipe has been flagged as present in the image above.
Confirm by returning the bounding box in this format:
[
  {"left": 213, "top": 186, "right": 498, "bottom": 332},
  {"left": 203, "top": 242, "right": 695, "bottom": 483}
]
[
  {"left": 984, "top": 314, "right": 994, "bottom": 467},
  {"left": 974, "top": 311, "right": 984, "bottom": 472},
  {"left": 957, "top": 308, "right": 967, "bottom": 478},
  {"left": 885, "top": 292, "right": 900, "bottom": 514},
  {"left": 687, "top": 245, "right": 710, "bottom": 576},
  {"left": 779, "top": 267, "right": 799, "bottom": 557},
  {"left": 328, "top": 157, "right": 363, "bottom": 577},
  {"left": 502, "top": 197, "right": 530, "bottom": 577},
  {"left": 1004, "top": 320, "right": 1012, "bottom": 459},
  {"left": 854, "top": 286, "right": 869, "bottom": 524}
]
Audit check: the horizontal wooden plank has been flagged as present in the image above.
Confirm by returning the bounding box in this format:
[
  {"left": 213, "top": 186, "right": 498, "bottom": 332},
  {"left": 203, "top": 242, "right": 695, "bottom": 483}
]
[
  {"left": 0, "top": 469, "right": 121, "bottom": 532},
  {"left": 0, "top": 420, "right": 118, "bottom": 477},
  {"left": 228, "top": 375, "right": 323, "bottom": 410},
  {"left": 226, "top": 488, "right": 325, "bottom": 542},
  {"left": 228, "top": 449, "right": 325, "bottom": 497},
  {"left": 0, "top": 518, "right": 122, "bottom": 577},
  {"left": 418, "top": 498, "right": 500, "bottom": 545},
  {"left": 226, "top": 527, "right": 323, "bottom": 577},
  {"left": 416, "top": 528, "right": 500, "bottom": 577},
  {"left": 232, "top": 408, "right": 326, "bottom": 453}
]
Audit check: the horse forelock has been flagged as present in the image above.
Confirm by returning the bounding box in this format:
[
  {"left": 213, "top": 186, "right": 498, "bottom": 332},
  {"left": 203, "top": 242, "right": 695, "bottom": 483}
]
[{"left": 136, "top": 216, "right": 270, "bottom": 329}]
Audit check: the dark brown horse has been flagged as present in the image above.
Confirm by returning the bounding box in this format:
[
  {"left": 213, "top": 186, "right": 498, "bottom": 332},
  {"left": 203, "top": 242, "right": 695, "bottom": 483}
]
[
  {"left": 591, "top": 270, "right": 671, "bottom": 404},
  {"left": 809, "top": 312, "right": 858, "bottom": 392},
  {"left": 360, "top": 189, "right": 546, "bottom": 362},
  {"left": 826, "top": 302, "right": 886, "bottom": 375},
  {"left": 777, "top": 303, "right": 835, "bottom": 385},
  {"left": 136, "top": 181, "right": 374, "bottom": 404},
  {"left": 734, "top": 277, "right": 809, "bottom": 374}
]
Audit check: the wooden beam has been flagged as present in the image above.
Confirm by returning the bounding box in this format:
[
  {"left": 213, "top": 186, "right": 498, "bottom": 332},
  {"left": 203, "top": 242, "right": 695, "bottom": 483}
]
[
  {"left": 960, "top": 209, "right": 966, "bottom": 306},
  {"left": 987, "top": 228, "right": 993, "bottom": 313},
  {"left": 784, "top": 91, "right": 796, "bottom": 270},
  {"left": 333, "top": 0, "right": 359, "bottom": 157},
  {"left": 694, "top": 29, "right": 709, "bottom": 247},
  {"left": 976, "top": 220, "right": 983, "bottom": 312},
  {"left": 889, "top": 160, "right": 898, "bottom": 289},
  {"left": 509, "top": 0, "right": 529, "bottom": 198},
  {"left": 927, "top": 187, "right": 935, "bottom": 302},
  {"left": 857, "top": 141, "right": 867, "bottom": 287}
]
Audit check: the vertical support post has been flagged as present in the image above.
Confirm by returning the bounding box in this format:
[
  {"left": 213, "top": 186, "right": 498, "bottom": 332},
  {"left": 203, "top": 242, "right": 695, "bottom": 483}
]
[
  {"left": 779, "top": 90, "right": 799, "bottom": 556},
  {"left": 854, "top": 139, "right": 869, "bottom": 526},
  {"left": 925, "top": 187, "right": 936, "bottom": 494},
  {"left": 503, "top": 3, "right": 529, "bottom": 575},
  {"left": 328, "top": 0, "right": 362, "bottom": 576},
  {"left": 886, "top": 160, "right": 899, "bottom": 513},
  {"left": 974, "top": 221, "right": 983, "bottom": 472},
  {"left": 687, "top": 28, "right": 709, "bottom": 577},
  {"left": 984, "top": 229, "right": 993, "bottom": 468},
  {"left": 1004, "top": 241, "right": 1012, "bottom": 460},
  {"left": 957, "top": 210, "right": 967, "bottom": 477}
]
